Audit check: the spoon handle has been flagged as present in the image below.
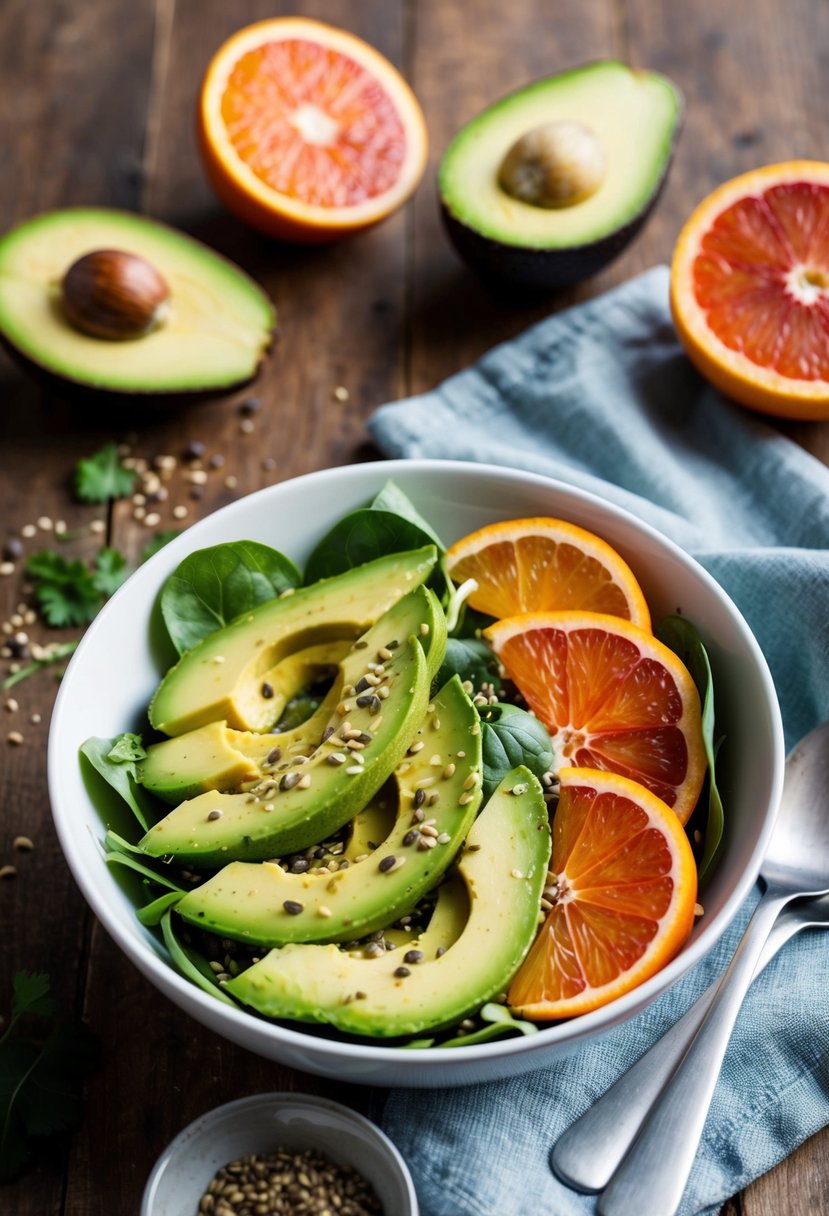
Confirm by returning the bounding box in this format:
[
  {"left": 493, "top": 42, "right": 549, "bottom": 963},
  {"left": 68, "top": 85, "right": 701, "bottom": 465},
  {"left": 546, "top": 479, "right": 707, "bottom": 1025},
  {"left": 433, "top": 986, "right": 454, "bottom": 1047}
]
[
  {"left": 552, "top": 905, "right": 806, "bottom": 1193},
  {"left": 596, "top": 890, "right": 788, "bottom": 1216}
]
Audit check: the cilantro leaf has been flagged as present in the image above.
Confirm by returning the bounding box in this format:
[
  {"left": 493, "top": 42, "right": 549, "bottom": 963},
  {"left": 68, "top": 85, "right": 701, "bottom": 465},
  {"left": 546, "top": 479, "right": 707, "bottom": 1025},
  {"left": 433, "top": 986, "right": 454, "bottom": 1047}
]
[
  {"left": 0, "top": 973, "right": 99, "bottom": 1181},
  {"left": 25, "top": 551, "right": 103, "bottom": 627},
  {"left": 92, "top": 548, "right": 130, "bottom": 597},
  {"left": 11, "top": 973, "right": 55, "bottom": 1022},
  {"left": 106, "top": 732, "right": 146, "bottom": 763},
  {"left": 74, "top": 442, "right": 136, "bottom": 503}
]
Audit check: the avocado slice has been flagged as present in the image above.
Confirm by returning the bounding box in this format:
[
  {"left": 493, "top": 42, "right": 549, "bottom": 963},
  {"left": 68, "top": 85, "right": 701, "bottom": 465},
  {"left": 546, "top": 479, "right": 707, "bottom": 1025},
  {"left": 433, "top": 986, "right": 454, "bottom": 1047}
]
[
  {"left": 439, "top": 61, "right": 682, "bottom": 290},
  {"left": 138, "top": 586, "right": 443, "bottom": 866},
  {"left": 223, "top": 766, "right": 551, "bottom": 1037},
  {"left": 0, "top": 208, "right": 275, "bottom": 395},
  {"left": 149, "top": 545, "right": 439, "bottom": 736},
  {"left": 174, "top": 677, "right": 483, "bottom": 945},
  {"left": 139, "top": 639, "right": 350, "bottom": 803}
]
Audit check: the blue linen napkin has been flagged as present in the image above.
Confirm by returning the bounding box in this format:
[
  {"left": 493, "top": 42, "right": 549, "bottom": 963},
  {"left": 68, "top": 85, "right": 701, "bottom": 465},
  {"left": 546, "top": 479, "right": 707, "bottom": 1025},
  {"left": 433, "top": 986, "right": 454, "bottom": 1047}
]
[{"left": 367, "top": 267, "right": 829, "bottom": 1215}]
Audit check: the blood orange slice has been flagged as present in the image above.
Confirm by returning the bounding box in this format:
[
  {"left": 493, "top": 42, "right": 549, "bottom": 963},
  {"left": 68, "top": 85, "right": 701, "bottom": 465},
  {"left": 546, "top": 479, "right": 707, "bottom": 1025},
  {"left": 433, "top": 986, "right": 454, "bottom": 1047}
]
[
  {"left": 198, "top": 18, "right": 428, "bottom": 243},
  {"left": 671, "top": 162, "right": 829, "bottom": 419},
  {"left": 508, "top": 767, "right": 698, "bottom": 1020},
  {"left": 444, "top": 517, "right": 651, "bottom": 628},
  {"left": 485, "top": 611, "right": 705, "bottom": 822}
]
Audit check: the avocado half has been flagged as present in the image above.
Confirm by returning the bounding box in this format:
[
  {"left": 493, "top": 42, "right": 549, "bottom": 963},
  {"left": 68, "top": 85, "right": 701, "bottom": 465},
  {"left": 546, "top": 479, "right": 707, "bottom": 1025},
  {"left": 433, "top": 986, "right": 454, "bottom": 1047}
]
[
  {"left": 438, "top": 61, "right": 682, "bottom": 291},
  {"left": 0, "top": 208, "right": 276, "bottom": 397}
]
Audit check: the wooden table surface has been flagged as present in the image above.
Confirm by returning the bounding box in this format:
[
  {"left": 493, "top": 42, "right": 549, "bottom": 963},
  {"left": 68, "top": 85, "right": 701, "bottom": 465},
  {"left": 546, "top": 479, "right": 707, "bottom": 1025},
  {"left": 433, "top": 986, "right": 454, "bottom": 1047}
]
[{"left": 1, "top": 1, "right": 827, "bottom": 1213}]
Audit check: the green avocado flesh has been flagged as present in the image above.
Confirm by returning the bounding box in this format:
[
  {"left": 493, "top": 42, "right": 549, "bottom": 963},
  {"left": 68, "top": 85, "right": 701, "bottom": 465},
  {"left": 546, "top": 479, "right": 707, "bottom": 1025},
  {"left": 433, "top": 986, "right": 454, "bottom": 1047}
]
[
  {"left": 439, "top": 61, "right": 681, "bottom": 249},
  {"left": 224, "top": 766, "right": 551, "bottom": 1036},
  {"left": 175, "top": 677, "right": 483, "bottom": 945},
  {"left": 0, "top": 208, "right": 275, "bottom": 392},
  {"left": 138, "top": 586, "right": 443, "bottom": 865},
  {"left": 149, "top": 545, "right": 439, "bottom": 736}
]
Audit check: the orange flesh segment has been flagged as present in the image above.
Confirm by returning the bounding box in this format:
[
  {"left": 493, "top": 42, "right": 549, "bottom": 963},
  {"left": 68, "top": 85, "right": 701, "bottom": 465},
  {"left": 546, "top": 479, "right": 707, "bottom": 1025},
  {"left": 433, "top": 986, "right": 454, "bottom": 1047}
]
[
  {"left": 693, "top": 182, "right": 829, "bottom": 381},
  {"left": 445, "top": 518, "right": 651, "bottom": 629},
  {"left": 221, "top": 39, "right": 406, "bottom": 207},
  {"left": 487, "top": 613, "right": 704, "bottom": 820},
  {"left": 508, "top": 770, "right": 697, "bottom": 1017}
]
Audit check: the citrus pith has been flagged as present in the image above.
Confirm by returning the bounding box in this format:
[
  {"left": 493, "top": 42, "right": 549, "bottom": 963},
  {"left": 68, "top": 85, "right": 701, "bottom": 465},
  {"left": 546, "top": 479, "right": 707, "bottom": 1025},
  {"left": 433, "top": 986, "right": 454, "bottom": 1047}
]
[
  {"left": 198, "top": 18, "right": 428, "bottom": 243},
  {"left": 485, "top": 610, "right": 705, "bottom": 822},
  {"left": 508, "top": 767, "right": 698, "bottom": 1020},
  {"left": 671, "top": 161, "right": 829, "bottom": 419},
  {"left": 444, "top": 517, "right": 651, "bottom": 628}
]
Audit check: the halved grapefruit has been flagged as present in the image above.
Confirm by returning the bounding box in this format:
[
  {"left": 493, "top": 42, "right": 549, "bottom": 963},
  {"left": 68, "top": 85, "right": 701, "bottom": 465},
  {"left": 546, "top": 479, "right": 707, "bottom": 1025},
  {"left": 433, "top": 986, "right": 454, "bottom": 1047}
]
[
  {"left": 444, "top": 517, "right": 651, "bottom": 628},
  {"left": 671, "top": 162, "right": 829, "bottom": 419},
  {"left": 508, "top": 767, "right": 698, "bottom": 1020},
  {"left": 485, "top": 610, "right": 706, "bottom": 822},
  {"left": 198, "top": 18, "right": 428, "bottom": 243}
]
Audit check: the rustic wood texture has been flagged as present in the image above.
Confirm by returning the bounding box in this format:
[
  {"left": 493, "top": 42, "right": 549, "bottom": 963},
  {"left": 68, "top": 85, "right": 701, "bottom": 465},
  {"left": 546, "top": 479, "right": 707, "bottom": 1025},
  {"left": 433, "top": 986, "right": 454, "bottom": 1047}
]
[{"left": 1, "top": 1, "right": 827, "bottom": 1212}]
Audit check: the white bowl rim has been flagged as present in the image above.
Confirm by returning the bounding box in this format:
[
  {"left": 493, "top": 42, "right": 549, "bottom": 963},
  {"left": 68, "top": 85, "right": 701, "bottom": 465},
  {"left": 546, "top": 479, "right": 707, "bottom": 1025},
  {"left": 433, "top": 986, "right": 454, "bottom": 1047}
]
[
  {"left": 140, "top": 1090, "right": 419, "bottom": 1215},
  {"left": 49, "top": 458, "right": 785, "bottom": 1073}
]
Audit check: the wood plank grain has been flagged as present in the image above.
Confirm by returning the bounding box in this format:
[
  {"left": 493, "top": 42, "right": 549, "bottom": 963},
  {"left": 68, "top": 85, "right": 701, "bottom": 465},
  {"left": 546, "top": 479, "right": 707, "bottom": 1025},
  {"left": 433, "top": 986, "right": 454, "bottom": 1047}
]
[
  {"left": 0, "top": 2, "right": 156, "bottom": 1214},
  {"left": 66, "top": 4, "right": 412, "bottom": 1213},
  {"left": 406, "top": 0, "right": 620, "bottom": 395}
]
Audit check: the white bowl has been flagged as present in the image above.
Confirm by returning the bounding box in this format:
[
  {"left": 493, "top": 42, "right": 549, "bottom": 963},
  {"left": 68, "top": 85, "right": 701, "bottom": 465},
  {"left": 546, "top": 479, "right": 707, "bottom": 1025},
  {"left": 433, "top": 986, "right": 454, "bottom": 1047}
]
[
  {"left": 140, "top": 1092, "right": 418, "bottom": 1216},
  {"left": 49, "top": 460, "right": 784, "bottom": 1086}
]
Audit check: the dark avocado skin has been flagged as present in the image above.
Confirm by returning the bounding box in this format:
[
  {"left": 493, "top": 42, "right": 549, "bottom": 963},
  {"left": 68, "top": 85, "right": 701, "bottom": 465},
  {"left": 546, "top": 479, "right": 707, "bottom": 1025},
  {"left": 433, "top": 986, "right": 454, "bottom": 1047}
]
[{"left": 440, "top": 151, "right": 676, "bottom": 294}]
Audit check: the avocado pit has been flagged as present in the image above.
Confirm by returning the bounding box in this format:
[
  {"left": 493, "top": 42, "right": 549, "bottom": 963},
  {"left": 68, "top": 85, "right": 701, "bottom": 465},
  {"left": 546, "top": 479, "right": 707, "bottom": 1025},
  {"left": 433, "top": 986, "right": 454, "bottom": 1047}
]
[
  {"left": 61, "top": 248, "right": 171, "bottom": 340},
  {"left": 498, "top": 121, "right": 606, "bottom": 209}
]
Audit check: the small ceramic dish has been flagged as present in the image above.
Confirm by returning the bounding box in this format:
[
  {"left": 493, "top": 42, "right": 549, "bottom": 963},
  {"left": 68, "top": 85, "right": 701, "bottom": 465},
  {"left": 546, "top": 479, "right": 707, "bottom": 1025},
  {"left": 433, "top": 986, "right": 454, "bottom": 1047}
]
[{"left": 140, "top": 1091, "right": 418, "bottom": 1216}]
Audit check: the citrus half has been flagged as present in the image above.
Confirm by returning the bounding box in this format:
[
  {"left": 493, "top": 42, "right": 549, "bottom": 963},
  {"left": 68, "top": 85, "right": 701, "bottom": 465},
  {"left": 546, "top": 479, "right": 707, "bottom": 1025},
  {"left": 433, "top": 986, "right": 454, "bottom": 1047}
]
[
  {"left": 485, "top": 610, "right": 705, "bottom": 822},
  {"left": 508, "top": 766, "right": 698, "bottom": 1020},
  {"left": 444, "top": 517, "right": 651, "bottom": 628},
  {"left": 671, "top": 161, "right": 829, "bottom": 419},
  {"left": 198, "top": 18, "right": 428, "bottom": 243}
]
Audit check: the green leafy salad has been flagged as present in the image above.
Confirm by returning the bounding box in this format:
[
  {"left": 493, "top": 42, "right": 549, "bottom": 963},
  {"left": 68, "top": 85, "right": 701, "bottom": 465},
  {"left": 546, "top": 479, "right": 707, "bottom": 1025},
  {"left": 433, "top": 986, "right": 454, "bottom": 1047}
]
[{"left": 79, "top": 482, "right": 722, "bottom": 1049}]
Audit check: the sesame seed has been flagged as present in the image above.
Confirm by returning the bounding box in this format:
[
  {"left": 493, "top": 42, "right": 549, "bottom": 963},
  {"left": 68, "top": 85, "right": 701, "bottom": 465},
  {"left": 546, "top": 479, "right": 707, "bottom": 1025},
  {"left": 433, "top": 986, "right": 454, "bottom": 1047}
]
[
  {"left": 30, "top": 713, "right": 41, "bottom": 725},
  {"left": 0, "top": 562, "right": 13, "bottom": 576},
  {"left": 463, "top": 772, "right": 479, "bottom": 789},
  {"left": 280, "top": 772, "right": 300, "bottom": 790},
  {"left": 429, "top": 754, "right": 442, "bottom": 767},
  {"left": 266, "top": 746, "right": 282, "bottom": 765},
  {"left": 417, "top": 836, "right": 437, "bottom": 851},
  {"left": 378, "top": 855, "right": 397, "bottom": 873},
  {"left": 13, "top": 836, "right": 33, "bottom": 851},
  {"left": 458, "top": 792, "right": 475, "bottom": 805},
  {"left": 296, "top": 774, "right": 312, "bottom": 790},
  {"left": 144, "top": 512, "right": 161, "bottom": 527},
  {"left": 318, "top": 906, "right": 333, "bottom": 918},
  {"left": 327, "top": 752, "right": 347, "bottom": 766},
  {"left": 7, "top": 731, "right": 23, "bottom": 745},
  {"left": 419, "top": 623, "right": 430, "bottom": 636},
  {"left": 378, "top": 646, "right": 393, "bottom": 661},
  {"left": 211, "top": 655, "right": 225, "bottom": 665},
  {"left": 224, "top": 474, "right": 237, "bottom": 489},
  {"left": 207, "top": 810, "right": 223, "bottom": 821},
  {"left": 0, "top": 865, "right": 17, "bottom": 879},
  {"left": 37, "top": 516, "right": 53, "bottom": 531},
  {"left": 511, "top": 868, "right": 524, "bottom": 879},
  {"left": 4, "top": 698, "right": 18, "bottom": 713},
  {"left": 443, "top": 763, "right": 456, "bottom": 779},
  {"left": 403, "top": 949, "right": 423, "bottom": 964},
  {"left": 420, "top": 824, "right": 439, "bottom": 838},
  {"left": 377, "top": 686, "right": 390, "bottom": 700},
  {"left": 239, "top": 418, "right": 255, "bottom": 435},
  {"left": 283, "top": 900, "right": 304, "bottom": 915},
  {"left": 333, "top": 385, "right": 350, "bottom": 402},
  {"left": 394, "top": 966, "right": 410, "bottom": 978},
  {"left": 402, "top": 829, "right": 420, "bottom": 847},
  {"left": 345, "top": 765, "right": 364, "bottom": 775},
  {"left": 89, "top": 519, "right": 106, "bottom": 535},
  {"left": 172, "top": 505, "right": 188, "bottom": 520}
]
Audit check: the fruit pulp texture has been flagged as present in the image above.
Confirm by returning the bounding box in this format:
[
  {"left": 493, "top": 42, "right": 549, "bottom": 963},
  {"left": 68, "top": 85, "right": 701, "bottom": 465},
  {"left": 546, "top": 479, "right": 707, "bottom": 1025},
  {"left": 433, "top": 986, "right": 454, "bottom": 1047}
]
[
  {"left": 221, "top": 39, "right": 406, "bottom": 206},
  {"left": 498, "top": 625, "right": 692, "bottom": 809},
  {"left": 693, "top": 181, "right": 829, "bottom": 380}
]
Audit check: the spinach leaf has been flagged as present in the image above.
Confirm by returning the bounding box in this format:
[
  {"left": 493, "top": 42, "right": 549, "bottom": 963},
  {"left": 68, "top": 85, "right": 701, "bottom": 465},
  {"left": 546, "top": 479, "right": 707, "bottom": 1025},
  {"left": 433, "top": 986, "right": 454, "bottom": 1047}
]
[
  {"left": 161, "top": 541, "right": 301, "bottom": 655},
  {"left": 80, "top": 735, "right": 160, "bottom": 832},
  {"left": 657, "top": 614, "right": 725, "bottom": 882},
  {"left": 434, "top": 638, "right": 502, "bottom": 697},
  {"left": 160, "top": 912, "right": 238, "bottom": 1008},
  {"left": 370, "top": 481, "right": 444, "bottom": 547},
  {"left": 304, "top": 482, "right": 445, "bottom": 583},
  {"left": 478, "top": 703, "right": 554, "bottom": 800}
]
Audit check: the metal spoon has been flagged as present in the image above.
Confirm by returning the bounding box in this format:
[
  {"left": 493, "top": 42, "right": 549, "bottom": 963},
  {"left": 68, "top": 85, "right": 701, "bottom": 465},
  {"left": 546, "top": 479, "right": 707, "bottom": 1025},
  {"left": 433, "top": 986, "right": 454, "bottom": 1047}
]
[
  {"left": 552, "top": 892, "right": 829, "bottom": 1193},
  {"left": 595, "top": 718, "right": 829, "bottom": 1216}
]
